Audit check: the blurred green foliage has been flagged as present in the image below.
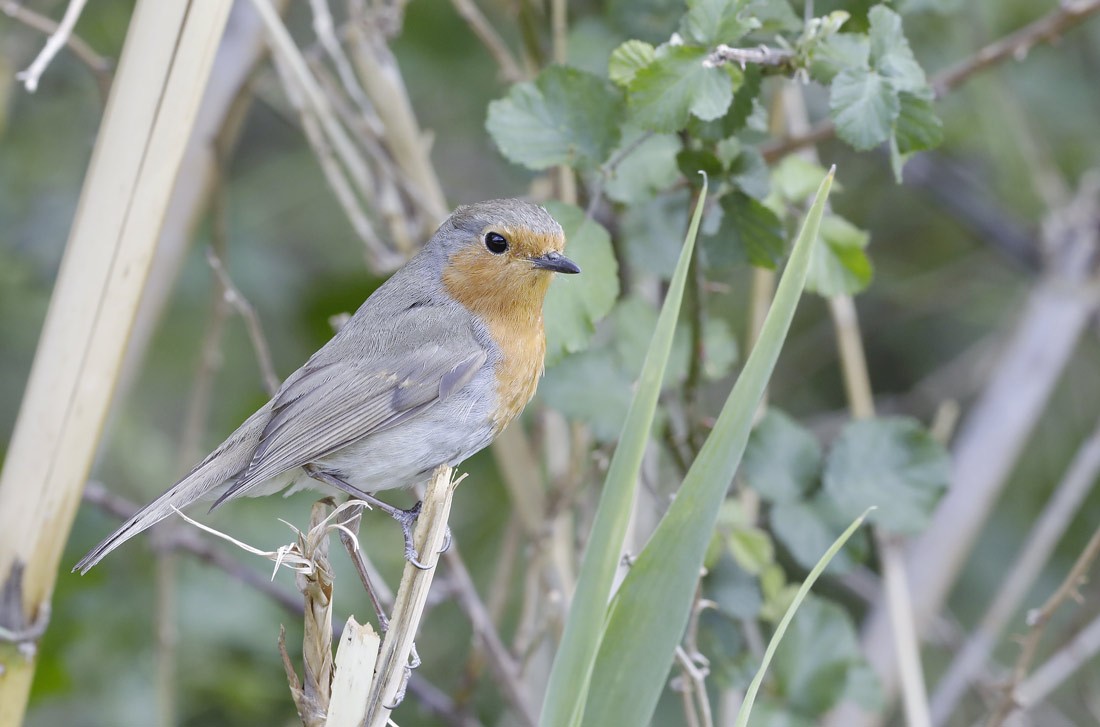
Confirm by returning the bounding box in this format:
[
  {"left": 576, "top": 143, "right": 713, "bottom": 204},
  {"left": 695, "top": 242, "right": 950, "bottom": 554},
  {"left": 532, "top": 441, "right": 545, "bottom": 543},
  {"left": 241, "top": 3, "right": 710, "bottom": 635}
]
[{"left": 2, "top": 0, "right": 1100, "bottom": 725}]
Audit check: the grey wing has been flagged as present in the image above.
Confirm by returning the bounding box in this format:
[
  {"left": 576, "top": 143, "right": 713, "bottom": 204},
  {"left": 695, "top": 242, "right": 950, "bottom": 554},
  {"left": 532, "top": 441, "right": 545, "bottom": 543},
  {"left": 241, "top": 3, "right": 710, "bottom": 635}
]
[{"left": 212, "top": 339, "right": 487, "bottom": 507}]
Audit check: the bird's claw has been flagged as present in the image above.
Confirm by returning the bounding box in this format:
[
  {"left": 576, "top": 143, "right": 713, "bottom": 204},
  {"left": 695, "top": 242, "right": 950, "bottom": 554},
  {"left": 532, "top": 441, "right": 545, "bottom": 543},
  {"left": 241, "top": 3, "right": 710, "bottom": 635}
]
[{"left": 394, "top": 501, "right": 432, "bottom": 570}]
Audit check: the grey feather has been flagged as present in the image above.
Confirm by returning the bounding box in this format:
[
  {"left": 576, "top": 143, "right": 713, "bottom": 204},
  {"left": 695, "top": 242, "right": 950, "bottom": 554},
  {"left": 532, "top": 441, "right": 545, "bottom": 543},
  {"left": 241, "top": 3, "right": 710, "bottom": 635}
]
[{"left": 74, "top": 199, "right": 563, "bottom": 574}]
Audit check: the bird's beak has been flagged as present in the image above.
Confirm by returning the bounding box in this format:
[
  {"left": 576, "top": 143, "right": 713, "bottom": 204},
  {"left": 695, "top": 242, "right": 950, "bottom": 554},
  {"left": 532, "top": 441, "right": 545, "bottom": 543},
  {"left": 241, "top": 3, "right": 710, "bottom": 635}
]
[{"left": 530, "top": 251, "right": 581, "bottom": 274}]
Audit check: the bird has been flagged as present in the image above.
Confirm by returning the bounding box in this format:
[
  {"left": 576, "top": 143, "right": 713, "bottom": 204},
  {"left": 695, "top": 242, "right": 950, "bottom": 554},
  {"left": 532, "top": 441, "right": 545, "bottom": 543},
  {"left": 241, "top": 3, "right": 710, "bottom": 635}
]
[{"left": 75, "top": 198, "right": 580, "bottom": 574}]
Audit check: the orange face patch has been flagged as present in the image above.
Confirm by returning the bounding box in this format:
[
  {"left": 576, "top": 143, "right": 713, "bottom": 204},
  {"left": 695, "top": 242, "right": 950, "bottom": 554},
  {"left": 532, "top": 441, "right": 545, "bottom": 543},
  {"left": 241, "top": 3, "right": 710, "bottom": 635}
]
[{"left": 442, "top": 225, "right": 565, "bottom": 431}]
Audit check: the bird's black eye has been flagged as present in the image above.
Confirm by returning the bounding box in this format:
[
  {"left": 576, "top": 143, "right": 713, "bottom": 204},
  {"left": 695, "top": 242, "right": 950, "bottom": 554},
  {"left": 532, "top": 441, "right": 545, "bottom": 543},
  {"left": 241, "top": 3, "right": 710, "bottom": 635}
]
[{"left": 484, "top": 231, "right": 509, "bottom": 254}]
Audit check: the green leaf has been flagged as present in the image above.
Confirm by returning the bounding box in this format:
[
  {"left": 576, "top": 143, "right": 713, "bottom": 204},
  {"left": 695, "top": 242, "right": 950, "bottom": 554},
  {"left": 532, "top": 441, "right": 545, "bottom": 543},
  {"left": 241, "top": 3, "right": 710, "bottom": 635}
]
[
  {"left": 722, "top": 191, "right": 786, "bottom": 269},
  {"left": 770, "top": 496, "right": 868, "bottom": 573},
  {"left": 742, "top": 409, "right": 821, "bottom": 503},
  {"left": 603, "top": 131, "right": 682, "bottom": 204},
  {"left": 677, "top": 148, "right": 724, "bottom": 182},
  {"left": 680, "top": 0, "right": 759, "bottom": 46},
  {"left": 823, "top": 417, "right": 950, "bottom": 534},
  {"left": 621, "top": 189, "right": 691, "bottom": 275},
  {"left": 770, "top": 596, "right": 868, "bottom": 716},
  {"left": 893, "top": 91, "right": 944, "bottom": 154},
  {"left": 728, "top": 526, "right": 775, "bottom": 575},
  {"left": 611, "top": 296, "right": 692, "bottom": 384},
  {"left": 486, "top": 66, "right": 624, "bottom": 170},
  {"left": 543, "top": 202, "right": 620, "bottom": 364},
  {"left": 628, "top": 45, "right": 735, "bottom": 132},
  {"left": 736, "top": 511, "right": 873, "bottom": 726},
  {"left": 771, "top": 156, "right": 831, "bottom": 203},
  {"left": 868, "top": 5, "right": 927, "bottom": 93},
  {"left": 829, "top": 67, "right": 899, "bottom": 151},
  {"left": 581, "top": 169, "right": 834, "bottom": 727},
  {"left": 742, "top": 0, "right": 802, "bottom": 34},
  {"left": 810, "top": 33, "right": 869, "bottom": 85},
  {"left": 726, "top": 65, "right": 764, "bottom": 134},
  {"left": 539, "top": 180, "right": 708, "bottom": 727},
  {"left": 539, "top": 349, "right": 633, "bottom": 442},
  {"left": 728, "top": 145, "right": 770, "bottom": 200},
  {"left": 805, "top": 213, "right": 872, "bottom": 297},
  {"left": 706, "top": 553, "right": 762, "bottom": 620},
  {"left": 702, "top": 317, "right": 738, "bottom": 380},
  {"left": 609, "top": 40, "right": 655, "bottom": 86}
]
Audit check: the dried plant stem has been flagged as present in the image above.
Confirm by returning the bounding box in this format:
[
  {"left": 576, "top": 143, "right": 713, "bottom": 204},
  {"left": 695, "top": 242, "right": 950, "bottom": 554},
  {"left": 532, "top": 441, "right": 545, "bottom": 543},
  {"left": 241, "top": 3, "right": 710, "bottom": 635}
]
[
  {"left": 448, "top": 0, "right": 523, "bottom": 82},
  {"left": 366, "top": 465, "right": 463, "bottom": 727},
  {"left": 829, "top": 294, "right": 932, "bottom": 727},
  {"left": 12, "top": 0, "right": 89, "bottom": 92},
  {"left": 0, "top": 2, "right": 234, "bottom": 720},
  {"left": 2, "top": 0, "right": 111, "bottom": 97},
  {"left": 985, "top": 525, "right": 1100, "bottom": 726},
  {"left": 931, "top": 417, "right": 1100, "bottom": 724}
]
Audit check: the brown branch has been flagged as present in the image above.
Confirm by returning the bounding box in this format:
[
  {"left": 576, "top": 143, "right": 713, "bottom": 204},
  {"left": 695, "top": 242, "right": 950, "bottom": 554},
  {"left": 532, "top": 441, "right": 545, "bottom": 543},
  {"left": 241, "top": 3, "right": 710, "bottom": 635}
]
[
  {"left": 448, "top": 0, "right": 524, "bottom": 82},
  {"left": 985, "top": 524, "right": 1100, "bottom": 727},
  {"left": 761, "top": 0, "right": 1100, "bottom": 163}
]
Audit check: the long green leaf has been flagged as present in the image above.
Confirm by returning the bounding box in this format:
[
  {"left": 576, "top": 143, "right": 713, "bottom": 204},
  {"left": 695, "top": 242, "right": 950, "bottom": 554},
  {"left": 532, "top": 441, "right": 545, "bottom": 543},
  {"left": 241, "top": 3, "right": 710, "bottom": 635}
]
[
  {"left": 581, "top": 168, "right": 835, "bottom": 727},
  {"left": 540, "top": 179, "right": 709, "bottom": 727},
  {"left": 736, "top": 507, "right": 874, "bottom": 727}
]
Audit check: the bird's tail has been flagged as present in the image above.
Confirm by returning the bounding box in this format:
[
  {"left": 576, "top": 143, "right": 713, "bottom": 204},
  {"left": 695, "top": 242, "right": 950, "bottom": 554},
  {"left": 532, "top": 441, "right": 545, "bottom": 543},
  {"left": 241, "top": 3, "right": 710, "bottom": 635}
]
[{"left": 73, "top": 407, "right": 271, "bottom": 574}]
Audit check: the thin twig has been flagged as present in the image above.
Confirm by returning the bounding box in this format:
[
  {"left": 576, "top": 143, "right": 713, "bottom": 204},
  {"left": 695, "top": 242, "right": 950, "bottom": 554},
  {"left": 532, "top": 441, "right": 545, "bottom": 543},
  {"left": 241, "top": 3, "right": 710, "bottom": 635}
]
[
  {"left": 1014, "top": 610, "right": 1100, "bottom": 713},
  {"left": 761, "top": 0, "right": 1100, "bottom": 163},
  {"left": 704, "top": 44, "right": 794, "bottom": 69},
  {"left": 203, "top": 247, "right": 281, "bottom": 396},
  {"left": 985, "top": 525, "right": 1100, "bottom": 726},
  {"left": 2, "top": 0, "right": 111, "bottom": 97},
  {"left": 448, "top": 0, "right": 524, "bottom": 82},
  {"left": 11, "top": 0, "right": 89, "bottom": 92},
  {"left": 444, "top": 541, "right": 537, "bottom": 726},
  {"left": 931, "top": 417, "right": 1100, "bottom": 724}
]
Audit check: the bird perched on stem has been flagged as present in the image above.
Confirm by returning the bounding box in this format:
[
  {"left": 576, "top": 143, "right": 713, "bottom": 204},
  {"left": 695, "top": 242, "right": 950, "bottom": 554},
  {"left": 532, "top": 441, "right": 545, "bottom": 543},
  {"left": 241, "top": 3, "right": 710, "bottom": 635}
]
[{"left": 75, "top": 199, "right": 579, "bottom": 574}]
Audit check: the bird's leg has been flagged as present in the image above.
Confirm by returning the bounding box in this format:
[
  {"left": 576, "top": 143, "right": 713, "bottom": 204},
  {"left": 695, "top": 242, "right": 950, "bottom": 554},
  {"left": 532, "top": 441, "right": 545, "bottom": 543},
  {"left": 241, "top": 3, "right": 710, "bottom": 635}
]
[
  {"left": 303, "top": 465, "right": 433, "bottom": 570},
  {"left": 333, "top": 502, "right": 391, "bottom": 632}
]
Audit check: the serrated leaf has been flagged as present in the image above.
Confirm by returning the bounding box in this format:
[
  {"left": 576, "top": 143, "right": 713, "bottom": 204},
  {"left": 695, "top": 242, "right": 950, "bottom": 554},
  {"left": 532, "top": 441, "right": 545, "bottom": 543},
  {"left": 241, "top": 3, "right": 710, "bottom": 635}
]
[
  {"left": 610, "top": 295, "right": 691, "bottom": 384},
  {"left": 543, "top": 202, "right": 619, "bottom": 363},
  {"left": 621, "top": 189, "right": 691, "bottom": 275},
  {"left": 823, "top": 417, "right": 950, "bottom": 534},
  {"left": 770, "top": 596, "right": 867, "bottom": 716},
  {"left": 604, "top": 131, "right": 682, "bottom": 204},
  {"left": 677, "top": 148, "right": 724, "bottom": 181},
  {"left": 628, "top": 45, "right": 734, "bottom": 132},
  {"left": 609, "top": 40, "right": 655, "bottom": 86},
  {"left": 770, "top": 498, "right": 867, "bottom": 574},
  {"left": 810, "top": 32, "right": 869, "bottom": 85},
  {"left": 720, "top": 192, "right": 786, "bottom": 269},
  {"left": 486, "top": 66, "right": 623, "bottom": 170},
  {"left": 829, "top": 67, "right": 899, "bottom": 151},
  {"left": 539, "top": 349, "right": 632, "bottom": 442},
  {"left": 742, "top": 410, "right": 821, "bottom": 502},
  {"left": 894, "top": 91, "right": 943, "bottom": 154},
  {"left": 728, "top": 145, "right": 770, "bottom": 200},
  {"left": 726, "top": 65, "right": 763, "bottom": 133},
  {"left": 868, "top": 5, "right": 927, "bottom": 93},
  {"left": 742, "top": 0, "right": 802, "bottom": 33},
  {"left": 681, "top": 0, "right": 759, "bottom": 46},
  {"left": 806, "top": 213, "right": 872, "bottom": 296}
]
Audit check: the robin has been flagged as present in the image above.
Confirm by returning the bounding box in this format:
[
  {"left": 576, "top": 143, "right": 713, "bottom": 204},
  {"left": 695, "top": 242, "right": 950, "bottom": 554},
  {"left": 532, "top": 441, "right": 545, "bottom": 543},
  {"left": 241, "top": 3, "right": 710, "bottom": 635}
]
[{"left": 75, "top": 199, "right": 579, "bottom": 574}]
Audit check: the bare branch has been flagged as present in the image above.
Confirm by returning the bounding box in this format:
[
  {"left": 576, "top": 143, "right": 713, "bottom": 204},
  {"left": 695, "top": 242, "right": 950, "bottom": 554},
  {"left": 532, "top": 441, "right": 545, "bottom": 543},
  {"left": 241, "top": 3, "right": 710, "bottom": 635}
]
[
  {"left": 985, "top": 525, "right": 1100, "bottom": 726},
  {"left": 448, "top": 0, "right": 524, "bottom": 82},
  {"left": 10, "top": 0, "right": 90, "bottom": 92},
  {"left": 703, "top": 44, "right": 794, "bottom": 69},
  {"left": 2, "top": 0, "right": 111, "bottom": 97}
]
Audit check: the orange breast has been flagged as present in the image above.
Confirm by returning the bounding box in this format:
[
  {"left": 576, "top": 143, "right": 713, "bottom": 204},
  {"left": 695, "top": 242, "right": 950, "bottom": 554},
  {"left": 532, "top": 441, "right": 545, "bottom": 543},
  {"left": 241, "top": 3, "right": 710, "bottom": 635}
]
[{"left": 442, "top": 245, "right": 552, "bottom": 433}]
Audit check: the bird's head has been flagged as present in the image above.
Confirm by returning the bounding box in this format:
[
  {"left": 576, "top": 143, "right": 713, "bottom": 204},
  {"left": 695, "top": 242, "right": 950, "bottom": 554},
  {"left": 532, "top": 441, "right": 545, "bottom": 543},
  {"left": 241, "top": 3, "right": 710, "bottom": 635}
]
[{"left": 436, "top": 199, "right": 579, "bottom": 318}]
